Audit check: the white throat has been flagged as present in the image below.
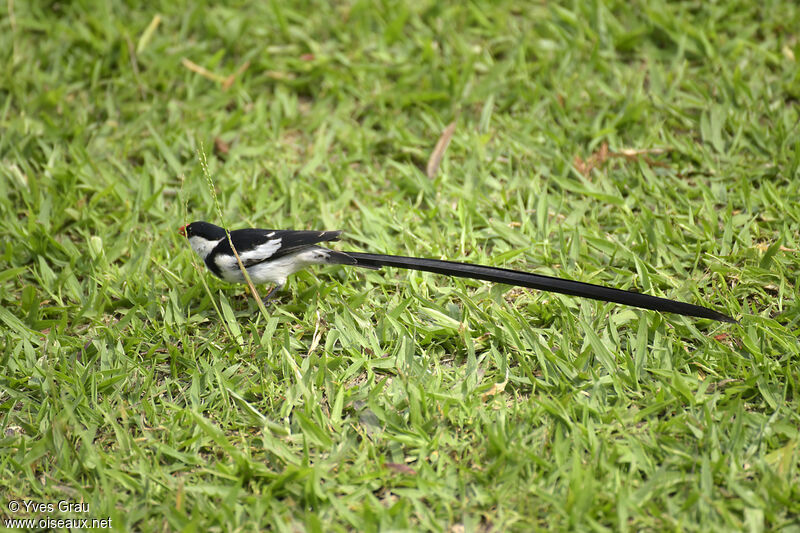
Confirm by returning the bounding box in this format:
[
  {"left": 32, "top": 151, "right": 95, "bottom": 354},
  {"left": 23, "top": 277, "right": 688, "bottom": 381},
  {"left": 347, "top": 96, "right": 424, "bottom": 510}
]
[{"left": 188, "top": 235, "right": 223, "bottom": 260}]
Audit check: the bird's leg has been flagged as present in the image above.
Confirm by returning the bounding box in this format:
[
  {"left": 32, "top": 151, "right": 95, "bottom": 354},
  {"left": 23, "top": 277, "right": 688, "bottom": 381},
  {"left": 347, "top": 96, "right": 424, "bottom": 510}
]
[{"left": 261, "top": 283, "right": 283, "bottom": 305}]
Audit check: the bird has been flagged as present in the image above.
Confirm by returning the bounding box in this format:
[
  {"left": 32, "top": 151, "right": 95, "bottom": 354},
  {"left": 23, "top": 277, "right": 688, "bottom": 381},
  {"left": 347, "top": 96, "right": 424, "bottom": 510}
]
[{"left": 178, "top": 221, "right": 736, "bottom": 323}]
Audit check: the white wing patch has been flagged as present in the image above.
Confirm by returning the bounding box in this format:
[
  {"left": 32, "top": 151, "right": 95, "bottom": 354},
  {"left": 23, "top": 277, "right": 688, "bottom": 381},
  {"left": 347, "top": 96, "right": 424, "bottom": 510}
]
[
  {"left": 239, "top": 238, "right": 283, "bottom": 263},
  {"left": 214, "top": 238, "right": 283, "bottom": 282}
]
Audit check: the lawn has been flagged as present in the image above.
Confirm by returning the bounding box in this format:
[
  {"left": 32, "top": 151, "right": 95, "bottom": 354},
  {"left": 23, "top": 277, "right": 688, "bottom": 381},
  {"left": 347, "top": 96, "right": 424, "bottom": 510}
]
[{"left": 1, "top": 0, "right": 799, "bottom": 530}]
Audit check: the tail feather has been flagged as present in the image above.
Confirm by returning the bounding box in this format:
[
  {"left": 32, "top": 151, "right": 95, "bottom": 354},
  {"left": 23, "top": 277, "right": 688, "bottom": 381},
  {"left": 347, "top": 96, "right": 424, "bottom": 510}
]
[
  {"left": 323, "top": 249, "right": 359, "bottom": 266},
  {"left": 346, "top": 252, "right": 736, "bottom": 323}
]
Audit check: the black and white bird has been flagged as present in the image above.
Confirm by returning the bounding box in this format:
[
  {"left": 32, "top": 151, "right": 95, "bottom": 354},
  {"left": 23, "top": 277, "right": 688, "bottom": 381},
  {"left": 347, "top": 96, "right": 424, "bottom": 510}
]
[{"left": 179, "top": 221, "right": 736, "bottom": 323}]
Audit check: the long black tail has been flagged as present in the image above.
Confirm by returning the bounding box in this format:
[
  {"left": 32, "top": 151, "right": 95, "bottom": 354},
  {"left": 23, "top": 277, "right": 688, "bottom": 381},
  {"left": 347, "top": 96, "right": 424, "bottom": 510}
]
[{"left": 345, "top": 252, "right": 736, "bottom": 323}]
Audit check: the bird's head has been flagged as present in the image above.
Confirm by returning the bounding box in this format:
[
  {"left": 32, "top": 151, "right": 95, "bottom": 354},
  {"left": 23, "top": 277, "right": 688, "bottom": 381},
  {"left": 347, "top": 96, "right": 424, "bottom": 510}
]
[
  {"left": 179, "top": 221, "right": 227, "bottom": 240},
  {"left": 179, "top": 221, "right": 227, "bottom": 259}
]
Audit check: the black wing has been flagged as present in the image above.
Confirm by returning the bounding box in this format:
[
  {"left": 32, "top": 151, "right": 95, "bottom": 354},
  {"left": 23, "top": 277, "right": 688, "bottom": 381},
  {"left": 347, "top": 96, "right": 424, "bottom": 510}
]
[{"left": 215, "top": 228, "right": 344, "bottom": 266}]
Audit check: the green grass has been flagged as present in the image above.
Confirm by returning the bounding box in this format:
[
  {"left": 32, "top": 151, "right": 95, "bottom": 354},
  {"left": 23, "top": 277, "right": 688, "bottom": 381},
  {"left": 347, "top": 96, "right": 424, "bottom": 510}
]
[{"left": 1, "top": 0, "right": 799, "bottom": 530}]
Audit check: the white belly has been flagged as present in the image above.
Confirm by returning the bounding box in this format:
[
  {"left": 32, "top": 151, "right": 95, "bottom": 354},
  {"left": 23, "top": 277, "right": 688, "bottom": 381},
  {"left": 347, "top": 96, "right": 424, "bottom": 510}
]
[{"left": 216, "top": 248, "right": 333, "bottom": 286}]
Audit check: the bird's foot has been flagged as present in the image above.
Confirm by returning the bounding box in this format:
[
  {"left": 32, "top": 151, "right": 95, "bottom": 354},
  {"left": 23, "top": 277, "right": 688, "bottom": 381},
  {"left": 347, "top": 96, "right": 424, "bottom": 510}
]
[{"left": 260, "top": 284, "right": 282, "bottom": 305}]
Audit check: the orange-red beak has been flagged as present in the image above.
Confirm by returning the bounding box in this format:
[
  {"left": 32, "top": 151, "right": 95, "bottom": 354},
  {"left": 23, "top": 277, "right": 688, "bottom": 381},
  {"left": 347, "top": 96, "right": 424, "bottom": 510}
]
[{"left": 178, "top": 225, "right": 187, "bottom": 237}]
